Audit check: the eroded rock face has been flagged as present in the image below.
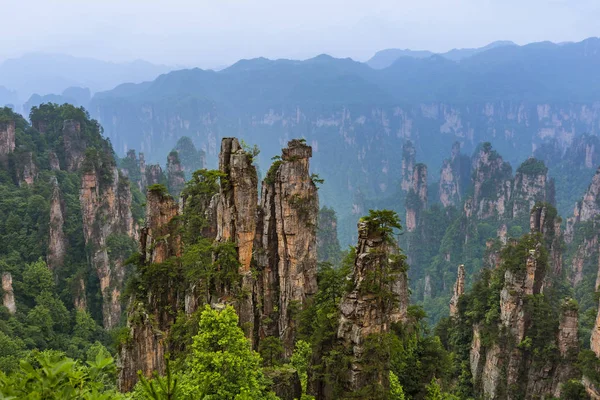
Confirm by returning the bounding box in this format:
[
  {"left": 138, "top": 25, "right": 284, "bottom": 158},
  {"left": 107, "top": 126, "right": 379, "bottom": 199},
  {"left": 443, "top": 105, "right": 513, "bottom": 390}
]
[
  {"left": 119, "top": 189, "right": 181, "bottom": 392},
  {"left": 471, "top": 144, "right": 512, "bottom": 219},
  {"left": 17, "top": 152, "right": 37, "bottom": 186},
  {"left": 255, "top": 139, "right": 318, "bottom": 355},
  {"left": 336, "top": 221, "right": 409, "bottom": 395},
  {"left": 118, "top": 306, "right": 167, "bottom": 393},
  {"left": 145, "top": 164, "right": 165, "bottom": 188},
  {"left": 1, "top": 272, "right": 16, "bottom": 314},
  {"left": 167, "top": 152, "right": 185, "bottom": 197},
  {"left": 449, "top": 264, "right": 465, "bottom": 317},
  {"left": 141, "top": 189, "right": 180, "bottom": 264},
  {"left": 512, "top": 159, "right": 549, "bottom": 218},
  {"left": 406, "top": 163, "right": 427, "bottom": 232},
  {"left": 439, "top": 142, "right": 469, "bottom": 207},
  {"left": 48, "top": 176, "right": 66, "bottom": 270},
  {"left": 63, "top": 120, "right": 86, "bottom": 171},
  {"left": 0, "top": 120, "right": 15, "bottom": 158},
  {"left": 558, "top": 303, "right": 578, "bottom": 358},
  {"left": 401, "top": 140, "right": 416, "bottom": 192},
  {"left": 216, "top": 138, "right": 258, "bottom": 273},
  {"left": 215, "top": 138, "right": 259, "bottom": 337},
  {"left": 80, "top": 166, "right": 137, "bottom": 328},
  {"left": 566, "top": 167, "right": 600, "bottom": 242}
]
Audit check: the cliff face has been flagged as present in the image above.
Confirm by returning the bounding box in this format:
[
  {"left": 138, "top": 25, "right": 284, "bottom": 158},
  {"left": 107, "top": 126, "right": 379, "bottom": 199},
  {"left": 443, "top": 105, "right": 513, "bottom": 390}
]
[
  {"left": 166, "top": 152, "right": 186, "bottom": 197},
  {"left": 0, "top": 120, "right": 15, "bottom": 159},
  {"left": 566, "top": 167, "right": 600, "bottom": 241},
  {"left": 16, "top": 152, "right": 37, "bottom": 186},
  {"left": 255, "top": 139, "right": 318, "bottom": 354},
  {"left": 401, "top": 141, "right": 416, "bottom": 193},
  {"left": 1, "top": 272, "right": 16, "bottom": 314},
  {"left": 119, "top": 189, "right": 181, "bottom": 392},
  {"left": 80, "top": 165, "right": 137, "bottom": 329},
  {"left": 215, "top": 138, "right": 258, "bottom": 336},
  {"left": 405, "top": 163, "right": 427, "bottom": 232},
  {"left": 47, "top": 176, "right": 66, "bottom": 270},
  {"left": 63, "top": 120, "right": 86, "bottom": 172},
  {"left": 336, "top": 221, "right": 408, "bottom": 395},
  {"left": 449, "top": 264, "right": 465, "bottom": 317},
  {"left": 512, "top": 159, "right": 549, "bottom": 218},
  {"left": 439, "top": 142, "right": 470, "bottom": 207},
  {"left": 471, "top": 144, "right": 513, "bottom": 219}
]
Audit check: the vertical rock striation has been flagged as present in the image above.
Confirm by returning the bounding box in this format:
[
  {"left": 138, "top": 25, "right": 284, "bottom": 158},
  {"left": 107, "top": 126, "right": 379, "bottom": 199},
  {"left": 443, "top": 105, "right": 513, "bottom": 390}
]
[
  {"left": 449, "top": 264, "right": 465, "bottom": 317},
  {"left": 336, "top": 220, "right": 409, "bottom": 395},
  {"left": 119, "top": 188, "right": 181, "bottom": 392},
  {"left": 166, "top": 151, "right": 186, "bottom": 197},
  {"left": 401, "top": 140, "right": 416, "bottom": 192},
  {"left": 215, "top": 138, "right": 258, "bottom": 336},
  {"left": 48, "top": 176, "right": 66, "bottom": 270},
  {"left": 405, "top": 163, "right": 427, "bottom": 232},
  {"left": 471, "top": 143, "right": 513, "bottom": 219},
  {"left": 80, "top": 164, "right": 137, "bottom": 329},
  {"left": 255, "top": 139, "right": 318, "bottom": 354},
  {"left": 1, "top": 272, "right": 16, "bottom": 314},
  {"left": 63, "top": 120, "right": 86, "bottom": 172},
  {"left": 0, "top": 120, "right": 15, "bottom": 160},
  {"left": 439, "top": 142, "right": 469, "bottom": 207}
]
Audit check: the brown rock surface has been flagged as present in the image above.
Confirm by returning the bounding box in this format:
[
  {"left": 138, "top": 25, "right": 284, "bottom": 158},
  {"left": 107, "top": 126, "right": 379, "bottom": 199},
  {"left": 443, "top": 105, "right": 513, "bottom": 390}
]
[
  {"left": 336, "top": 220, "right": 409, "bottom": 394},
  {"left": 48, "top": 176, "right": 66, "bottom": 270},
  {"left": 1, "top": 272, "right": 16, "bottom": 314},
  {"left": 449, "top": 264, "right": 465, "bottom": 316}
]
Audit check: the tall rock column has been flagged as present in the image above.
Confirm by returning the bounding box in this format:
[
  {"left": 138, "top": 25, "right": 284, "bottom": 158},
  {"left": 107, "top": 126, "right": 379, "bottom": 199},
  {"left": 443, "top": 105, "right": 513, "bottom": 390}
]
[
  {"left": 400, "top": 140, "right": 416, "bottom": 192},
  {"left": 405, "top": 163, "right": 427, "bottom": 232},
  {"left": 63, "top": 120, "right": 86, "bottom": 171},
  {"left": 48, "top": 176, "right": 66, "bottom": 270},
  {"left": 512, "top": 158, "right": 549, "bottom": 218},
  {"left": 256, "top": 139, "right": 318, "bottom": 354},
  {"left": 336, "top": 220, "right": 409, "bottom": 396},
  {"left": 166, "top": 151, "right": 186, "bottom": 197},
  {"left": 119, "top": 188, "right": 181, "bottom": 392},
  {"left": 0, "top": 120, "right": 15, "bottom": 166},
  {"left": 1, "top": 272, "right": 16, "bottom": 314},
  {"left": 215, "top": 138, "right": 258, "bottom": 337},
  {"left": 449, "top": 264, "right": 465, "bottom": 317},
  {"left": 80, "top": 164, "right": 137, "bottom": 328}
]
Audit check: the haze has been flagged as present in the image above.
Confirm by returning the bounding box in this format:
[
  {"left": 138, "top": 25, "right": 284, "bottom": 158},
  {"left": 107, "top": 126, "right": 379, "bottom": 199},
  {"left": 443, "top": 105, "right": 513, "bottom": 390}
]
[{"left": 2, "top": 0, "right": 599, "bottom": 68}]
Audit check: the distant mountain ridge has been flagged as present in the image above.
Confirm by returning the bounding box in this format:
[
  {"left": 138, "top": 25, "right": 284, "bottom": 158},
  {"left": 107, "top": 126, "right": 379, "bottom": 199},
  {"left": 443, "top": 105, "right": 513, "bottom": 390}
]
[
  {"left": 367, "top": 40, "right": 518, "bottom": 69},
  {"left": 0, "top": 53, "right": 175, "bottom": 105}
]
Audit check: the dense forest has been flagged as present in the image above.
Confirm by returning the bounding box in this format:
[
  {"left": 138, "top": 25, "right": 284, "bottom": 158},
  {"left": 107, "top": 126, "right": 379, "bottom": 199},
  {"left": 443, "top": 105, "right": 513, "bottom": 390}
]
[{"left": 1, "top": 103, "right": 600, "bottom": 400}]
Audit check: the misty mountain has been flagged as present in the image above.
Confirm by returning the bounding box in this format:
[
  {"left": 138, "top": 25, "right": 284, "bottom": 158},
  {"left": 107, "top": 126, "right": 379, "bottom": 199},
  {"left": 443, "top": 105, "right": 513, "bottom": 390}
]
[
  {"left": 85, "top": 37, "right": 600, "bottom": 245},
  {"left": 23, "top": 86, "right": 91, "bottom": 117},
  {"left": 0, "top": 53, "right": 175, "bottom": 104},
  {"left": 367, "top": 40, "right": 517, "bottom": 69}
]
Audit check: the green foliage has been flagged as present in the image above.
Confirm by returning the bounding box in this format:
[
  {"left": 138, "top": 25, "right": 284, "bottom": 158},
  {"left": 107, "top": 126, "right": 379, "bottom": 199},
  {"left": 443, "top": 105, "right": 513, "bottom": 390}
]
[
  {"left": 317, "top": 207, "right": 342, "bottom": 264},
  {"left": 560, "top": 380, "right": 590, "bottom": 400},
  {"left": 240, "top": 139, "right": 261, "bottom": 164},
  {"left": 290, "top": 340, "right": 311, "bottom": 393},
  {"left": 259, "top": 336, "right": 285, "bottom": 367},
  {"left": 148, "top": 184, "right": 171, "bottom": 197},
  {"left": 0, "top": 350, "right": 122, "bottom": 399},
  {"left": 179, "top": 305, "right": 278, "bottom": 399},
  {"left": 360, "top": 209, "right": 402, "bottom": 240},
  {"left": 389, "top": 371, "right": 405, "bottom": 400},
  {"left": 516, "top": 157, "right": 548, "bottom": 176}
]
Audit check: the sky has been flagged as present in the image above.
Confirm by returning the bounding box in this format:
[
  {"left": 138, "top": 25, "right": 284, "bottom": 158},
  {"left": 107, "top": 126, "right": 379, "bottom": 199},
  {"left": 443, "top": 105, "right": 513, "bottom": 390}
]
[{"left": 1, "top": 0, "right": 599, "bottom": 68}]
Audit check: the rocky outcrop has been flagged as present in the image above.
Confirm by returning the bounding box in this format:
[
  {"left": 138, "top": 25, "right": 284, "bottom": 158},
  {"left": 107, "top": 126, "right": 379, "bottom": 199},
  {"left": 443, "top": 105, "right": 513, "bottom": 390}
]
[
  {"left": 215, "top": 138, "right": 258, "bottom": 336},
  {"left": 74, "top": 277, "right": 87, "bottom": 311},
  {"left": 47, "top": 176, "right": 66, "bottom": 270},
  {"left": 512, "top": 158, "right": 549, "bottom": 218},
  {"left": 119, "top": 188, "right": 181, "bottom": 392},
  {"left": 439, "top": 142, "right": 469, "bottom": 207},
  {"left": 317, "top": 207, "right": 341, "bottom": 263},
  {"left": 566, "top": 167, "right": 600, "bottom": 242},
  {"left": 16, "top": 152, "right": 37, "bottom": 185},
  {"left": 216, "top": 138, "right": 258, "bottom": 273},
  {"left": 558, "top": 300, "right": 578, "bottom": 358},
  {"left": 471, "top": 143, "right": 512, "bottom": 219},
  {"left": 405, "top": 163, "right": 427, "bottom": 232},
  {"left": 166, "top": 151, "right": 186, "bottom": 197},
  {"left": 336, "top": 220, "right": 409, "bottom": 395},
  {"left": 0, "top": 120, "right": 15, "bottom": 159},
  {"left": 449, "top": 264, "right": 465, "bottom": 317},
  {"left": 1, "top": 272, "right": 16, "bottom": 314},
  {"left": 265, "top": 367, "right": 302, "bottom": 400},
  {"left": 530, "top": 204, "right": 563, "bottom": 277},
  {"left": 80, "top": 165, "right": 137, "bottom": 329},
  {"left": 140, "top": 188, "right": 181, "bottom": 264},
  {"left": 145, "top": 164, "right": 165, "bottom": 187},
  {"left": 401, "top": 140, "right": 416, "bottom": 192},
  {"left": 63, "top": 120, "right": 86, "bottom": 171},
  {"left": 255, "top": 139, "right": 318, "bottom": 355}
]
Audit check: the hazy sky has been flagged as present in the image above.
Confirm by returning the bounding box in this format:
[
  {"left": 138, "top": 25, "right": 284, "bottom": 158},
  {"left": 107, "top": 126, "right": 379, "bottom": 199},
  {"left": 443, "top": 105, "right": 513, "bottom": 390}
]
[{"left": 1, "top": 0, "right": 599, "bottom": 68}]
